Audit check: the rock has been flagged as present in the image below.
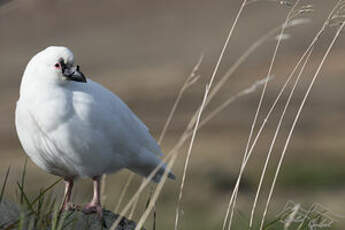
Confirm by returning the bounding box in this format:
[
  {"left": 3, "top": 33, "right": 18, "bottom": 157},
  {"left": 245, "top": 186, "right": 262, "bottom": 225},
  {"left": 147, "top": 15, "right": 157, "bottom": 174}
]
[
  {"left": 0, "top": 199, "right": 20, "bottom": 228},
  {"left": 0, "top": 203, "right": 144, "bottom": 230},
  {"left": 0, "top": 199, "right": 145, "bottom": 230},
  {"left": 59, "top": 209, "right": 144, "bottom": 230}
]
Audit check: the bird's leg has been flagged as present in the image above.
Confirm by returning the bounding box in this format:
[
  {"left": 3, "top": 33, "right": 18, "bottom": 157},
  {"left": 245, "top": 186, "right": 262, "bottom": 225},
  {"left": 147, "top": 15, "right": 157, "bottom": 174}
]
[
  {"left": 60, "top": 178, "right": 79, "bottom": 212},
  {"left": 83, "top": 176, "right": 103, "bottom": 218}
]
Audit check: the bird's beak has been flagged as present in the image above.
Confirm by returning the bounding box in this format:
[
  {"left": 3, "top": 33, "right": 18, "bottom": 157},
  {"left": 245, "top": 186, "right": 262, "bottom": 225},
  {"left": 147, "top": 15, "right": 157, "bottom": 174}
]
[{"left": 62, "top": 64, "right": 87, "bottom": 83}]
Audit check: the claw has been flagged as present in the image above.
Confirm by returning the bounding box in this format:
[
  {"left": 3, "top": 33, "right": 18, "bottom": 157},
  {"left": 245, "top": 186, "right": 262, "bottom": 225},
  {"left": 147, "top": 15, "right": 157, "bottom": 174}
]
[
  {"left": 83, "top": 203, "right": 103, "bottom": 218},
  {"left": 65, "top": 203, "right": 81, "bottom": 211},
  {"left": 83, "top": 203, "right": 105, "bottom": 227}
]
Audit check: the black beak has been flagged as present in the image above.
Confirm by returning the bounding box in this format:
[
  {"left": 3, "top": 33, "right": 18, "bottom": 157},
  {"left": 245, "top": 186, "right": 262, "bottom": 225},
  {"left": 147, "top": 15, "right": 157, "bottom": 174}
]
[{"left": 62, "top": 63, "right": 87, "bottom": 83}]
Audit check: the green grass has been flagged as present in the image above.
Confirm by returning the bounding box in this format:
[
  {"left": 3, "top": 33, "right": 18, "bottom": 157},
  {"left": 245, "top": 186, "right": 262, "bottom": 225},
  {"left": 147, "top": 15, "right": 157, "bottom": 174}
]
[
  {"left": 279, "top": 160, "right": 345, "bottom": 190},
  {"left": 1, "top": 164, "right": 340, "bottom": 230}
]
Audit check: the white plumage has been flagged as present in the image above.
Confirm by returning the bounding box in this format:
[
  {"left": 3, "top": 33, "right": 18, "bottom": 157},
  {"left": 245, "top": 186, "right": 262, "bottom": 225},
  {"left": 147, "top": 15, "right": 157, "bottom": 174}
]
[{"left": 15, "top": 46, "right": 174, "bottom": 215}]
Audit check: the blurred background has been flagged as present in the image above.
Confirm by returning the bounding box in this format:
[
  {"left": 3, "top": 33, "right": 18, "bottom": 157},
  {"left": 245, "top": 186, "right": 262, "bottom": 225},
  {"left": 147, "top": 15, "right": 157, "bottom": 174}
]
[{"left": 1, "top": 0, "right": 345, "bottom": 229}]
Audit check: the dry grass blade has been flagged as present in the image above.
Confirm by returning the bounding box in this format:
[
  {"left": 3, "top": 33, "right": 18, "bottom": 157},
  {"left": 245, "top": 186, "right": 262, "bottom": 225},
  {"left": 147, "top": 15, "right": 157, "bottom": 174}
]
[
  {"left": 246, "top": 1, "right": 341, "bottom": 227},
  {"left": 168, "top": 15, "right": 309, "bottom": 162},
  {"left": 129, "top": 191, "right": 140, "bottom": 219},
  {"left": 158, "top": 54, "right": 204, "bottom": 144},
  {"left": 284, "top": 203, "right": 300, "bottom": 230},
  {"left": 115, "top": 173, "right": 135, "bottom": 213},
  {"left": 199, "top": 76, "right": 271, "bottom": 130},
  {"left": 173, "top": 85, "right": 210, "bottom": 230},
  {"left": 222, "top": 16, "right": 325, "bottom": 230},
  {"left": 108, "top": 57, "right": 276, "bottom": 230},
  {"left": 183, "top": 1, "right": 257, "bottom": 135},
  {"left": 223, "top": 1, "right": 301, "bottom": 230},
  {"left": 108, "top": 2, "right": 320, "bottom": 229},
  {"left": 259, "top": 10, "right": 345, "bottom": 230},
  {"left": 128, "top": 55, "right": 204, "bottom": 218},
  {"left": 136, "top": 0, "right": 247, "bottom": 222},
  {"left": 250, "top": 45, "right": 314, "bottom": 228},
  {"left": 109, "top": 69, "right": 274, "bottom": 230},
  {"left": 220, "top": 20, "right": 323, "bottom": 228},
  {"left": 167, "top": 17, "right": 309, "bottom": 163},
  {"left": 205, "top": 22, "right": 281, "bottom": 109},
  {"left": 109, "top": 150, "right": 175, "bottom": 230},
  {"left": 136, "top": 152, "right": 179, "bottom": 230},
  {"left": 200, "top": 0, "right": 308, "bottom": 124},
  {"left": 123, "top": 0, "right": 249, "bottom": 227}
]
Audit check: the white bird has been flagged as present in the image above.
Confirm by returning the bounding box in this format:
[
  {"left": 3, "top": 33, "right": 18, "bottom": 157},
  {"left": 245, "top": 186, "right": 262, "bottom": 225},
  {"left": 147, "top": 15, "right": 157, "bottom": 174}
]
[{"left": 15, "top": 46, "right": 175, "bottom": 217}]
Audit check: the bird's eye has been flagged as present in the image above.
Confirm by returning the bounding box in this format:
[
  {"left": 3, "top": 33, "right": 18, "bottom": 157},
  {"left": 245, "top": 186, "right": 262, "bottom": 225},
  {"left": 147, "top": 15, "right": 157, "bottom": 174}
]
[{"left": 54, "top": 63, "right": 60, "bottom": 68}]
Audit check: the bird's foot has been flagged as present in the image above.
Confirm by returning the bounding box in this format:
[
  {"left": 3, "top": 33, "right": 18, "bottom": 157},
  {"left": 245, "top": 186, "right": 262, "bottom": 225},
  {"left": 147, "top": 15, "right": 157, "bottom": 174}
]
[
  {"left": 58, "top": 203, "right": 80, "bottom": 218},
  {"left": 66, "top": 203, "right": 81, "bottom": 211},
  {"left": 83, "top": 202, "right": 103, "bottom": 219},
  {"left": 60, "top": 202, "right": 80, "bottom": 213}
]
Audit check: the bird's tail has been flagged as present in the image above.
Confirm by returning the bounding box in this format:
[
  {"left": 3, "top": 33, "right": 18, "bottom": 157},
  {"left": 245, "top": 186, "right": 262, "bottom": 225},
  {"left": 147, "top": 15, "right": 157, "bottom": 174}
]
[
  {"left": 152, "top": 164, "right": 176, "bottom": 183},
  {"left": 129, "top": 152, "right": 176, "bottom": 183}
]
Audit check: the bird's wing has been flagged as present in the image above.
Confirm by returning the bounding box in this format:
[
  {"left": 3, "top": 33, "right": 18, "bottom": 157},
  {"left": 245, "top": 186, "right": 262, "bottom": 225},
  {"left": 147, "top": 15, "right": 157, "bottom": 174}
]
[{"left": 70, "top": 79, "right": 163, "bottom": 157}]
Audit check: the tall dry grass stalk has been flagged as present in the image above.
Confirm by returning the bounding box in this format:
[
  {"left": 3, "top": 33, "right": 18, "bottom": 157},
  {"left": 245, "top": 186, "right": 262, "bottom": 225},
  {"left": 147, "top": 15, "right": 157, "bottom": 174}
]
[
  {"left": 111, "top": 0, "right": 252, "bottom": 228},
  {"left": 170, "top": 17, "right": 308, "bottom": 144},
  {"left": 219, "top": 1, "right": 345, "bottom": 228},
  {"left": 108, "top": 1, "right": 345, "bottom": 229},
  {"left": 112, "top": 0, "right": 249, "bottom": 228},
  {"left": 115, "top": 173, "right": 134, "bottom": 213},
  {"left": 284, "top": 203, "right": 300, "bottom": 230},
  {"left": 137, "top": 0, "right": 249, "bottom": 227},
  {"left": 259, "top": 4, "right": 345, "bottom": 229},
  {"left": 109, "top": 2, "right": 313, "bottom": 230},
  {"left": 201, "top": 17, "right": 309, "bottom": 116},
  {"left": 108, "top": 76, "right": 268, "bottom": 229},
  {"left": 158, "top": 54, "right": 204, "bottom": 145},
  {"left": 245, "top": 1, "right": 337, "bottom": 227},
  {"left": 249, "top": 45, "right": 315, "bottom": 228},
  {"left": 107, "top": 5, "right": 309, "bottom": 222},
  {"left": 109, "top": 55, "right": 204, "bottom": 218},
  {"left": 123, "top": 54, "right": 205, "bottom": 221},
  {"left": 255, "top": 45, "right": 314, "bottom": 228},
  {"left": 222, "top": 1, "right": 345, "bottom": 229},
  {"left": 223, "top": 1, "right": 301, "bottom": 230},
  {"left": 173, "top": 86, "right": 209, "bottom": 230},
  {"left": 159, "top": 11, "right": 307, "bottom": 230},
  {"left": 109, "top": 150, "right": 176, "bottom": 230},
  {"left": 250, "top": 1, "right": 344, "bottom": 228}
]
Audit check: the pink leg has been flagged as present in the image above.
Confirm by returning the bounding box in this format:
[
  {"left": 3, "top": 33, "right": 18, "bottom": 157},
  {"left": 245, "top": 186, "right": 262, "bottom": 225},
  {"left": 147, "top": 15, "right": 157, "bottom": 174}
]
[
  {"left": 61, "top": 178, "right": 79, "bottom": 212},
  {"left": 83, "top": 176, "right": 103, "bottom": 218}
]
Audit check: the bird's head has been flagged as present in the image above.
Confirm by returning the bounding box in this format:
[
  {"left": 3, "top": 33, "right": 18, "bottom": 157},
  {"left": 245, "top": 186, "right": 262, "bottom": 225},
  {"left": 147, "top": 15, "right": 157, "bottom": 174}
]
[{"left": 23, "top": 46, "right": 87, "bottom": 86}]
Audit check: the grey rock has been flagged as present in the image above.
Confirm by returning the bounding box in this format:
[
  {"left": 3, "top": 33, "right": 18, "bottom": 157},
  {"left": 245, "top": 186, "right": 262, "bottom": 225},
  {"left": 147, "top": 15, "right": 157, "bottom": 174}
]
[
  {"left": 58, "top": 209, "right": 144, "bottom": 230},
  {"left": 0, "top": 203, "right": 144, "bottom": 230},
  {"left": 0, "top": 199, "right": 20, "bottom": 228}
]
